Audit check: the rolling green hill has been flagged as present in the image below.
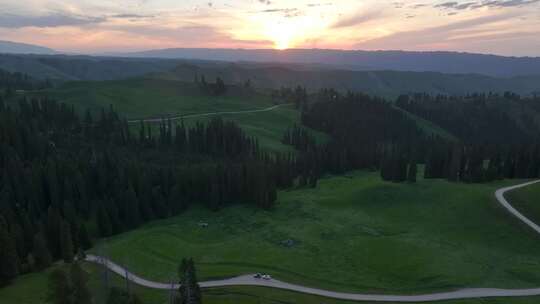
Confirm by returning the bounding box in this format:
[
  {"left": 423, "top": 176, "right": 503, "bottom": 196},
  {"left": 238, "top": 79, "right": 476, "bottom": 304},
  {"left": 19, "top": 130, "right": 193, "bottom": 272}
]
[
  {"left": 31, "top": 78, "right": 317, "bottom": 152},
  {"left": 156, "top": 63, "right": 540, "bottom": 98}
]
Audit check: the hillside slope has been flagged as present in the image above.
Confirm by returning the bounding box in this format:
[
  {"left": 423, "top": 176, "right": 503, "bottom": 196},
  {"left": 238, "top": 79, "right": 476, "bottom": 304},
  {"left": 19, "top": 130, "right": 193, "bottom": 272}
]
[
  {"left": 158, "top": 64, "right": 540, "bottom": 98},
  {"left": 0, "top": 40, "right": 56, "bottom": 55},
  {"left": 0, "top": 54, "right": 181, "bottom": 81}
]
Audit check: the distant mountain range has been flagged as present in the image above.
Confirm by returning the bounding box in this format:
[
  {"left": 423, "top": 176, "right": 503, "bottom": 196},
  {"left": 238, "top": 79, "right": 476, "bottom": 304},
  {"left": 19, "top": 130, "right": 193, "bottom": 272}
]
[
  {"left": 2, "top": 40, "right": 540, "bottom": 78},
  {"left": 0, "top": 53, "right": 539, "bottom": 97},
  {"left": 121, "top": 48, "right": 540, "bottom": 78},
  {"left": 0, "top": 40, "right": 56, "bottom": 55}
]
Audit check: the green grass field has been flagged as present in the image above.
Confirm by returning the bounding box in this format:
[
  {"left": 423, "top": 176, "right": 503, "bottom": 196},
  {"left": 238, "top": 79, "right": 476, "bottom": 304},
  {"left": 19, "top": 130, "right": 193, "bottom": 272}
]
[
  {"left": 507, "top": 182, "right": 540, "bottom": 224},
  {"left": 4, "top": 262, "right": 540, "bottom": 304},
  {"left": 88, "top": 172, "right": 540, "bottom": 295},
  {"left": 2, "top": 175, "right": 540, "bottom": 304},
  {"left": 37, "top": 78, "right": 276, "bottom": 118}
]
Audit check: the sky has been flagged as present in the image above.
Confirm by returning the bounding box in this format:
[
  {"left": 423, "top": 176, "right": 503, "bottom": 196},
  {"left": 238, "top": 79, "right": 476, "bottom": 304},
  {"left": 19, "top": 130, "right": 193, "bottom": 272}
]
[{"left": 0, "top": 0, "right": 539, "bottom": 56}]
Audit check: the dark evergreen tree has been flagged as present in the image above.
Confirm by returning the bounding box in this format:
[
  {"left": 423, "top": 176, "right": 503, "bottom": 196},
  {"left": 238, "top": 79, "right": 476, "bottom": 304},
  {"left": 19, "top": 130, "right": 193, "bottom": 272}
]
[
  {"left": 407, "top": 159, "right": 417, "bottom": 183},
  {"left": 33, "top": 232, "right": 52, "bottom": 270},
  {"left": 60, "top": 220, "right": 74, "bottom": 263},
  {"left": 0, "top": 220, "right": 19, "bottom": 285},
  {"left": 78, "top": 224, "right": 92, "bottom": 251}
]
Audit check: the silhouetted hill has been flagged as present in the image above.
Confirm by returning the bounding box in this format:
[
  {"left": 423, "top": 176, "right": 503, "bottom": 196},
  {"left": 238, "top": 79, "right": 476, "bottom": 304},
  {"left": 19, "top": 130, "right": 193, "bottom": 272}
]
[
  {"left": 157, "top": 63, "right": 540, "bottom": 97},
  {"left": 0, "top": 54, "right": 181, "bottom": 81},
  {"left": 122, "top": 48, "right": 540, "bottom": 78},
  {"left": 2, "top": 53, "right": 539, "bottom": 97},
  {"left": 0, "top": 40, "right": 56, "bottom": 55}
]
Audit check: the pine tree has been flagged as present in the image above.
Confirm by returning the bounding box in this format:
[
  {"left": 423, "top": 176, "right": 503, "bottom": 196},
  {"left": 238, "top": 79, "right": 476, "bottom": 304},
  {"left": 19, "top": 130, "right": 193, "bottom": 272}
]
[
  {"left": 97, "top": 206, "right": 113, "bottom": 237},
  {"left": 0, "top": 221, "right": 19, "bottom": 285},
  {"left": 407, "top": 159, "right": 417, "bottom": 183},
  {"left": 60, "top": 221, "right": 74, "bottom": 263},
  {"left": 46, "top": 207, "right": 63, "bottom": 259},
  {"left": 33, "top": 232, "right": 52, "bottom": 270},
  {"left": 124, "top": 186, "right": 141, "bottom": 229},
  {"left": 78, "top": 224, "right": 92, "bottom": 251}
]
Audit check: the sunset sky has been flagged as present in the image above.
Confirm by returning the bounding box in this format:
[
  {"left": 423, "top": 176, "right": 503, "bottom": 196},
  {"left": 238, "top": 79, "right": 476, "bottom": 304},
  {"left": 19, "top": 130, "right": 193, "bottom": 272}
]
[{"left": 0, "top": 0, "right": 539, "bottom": 56}]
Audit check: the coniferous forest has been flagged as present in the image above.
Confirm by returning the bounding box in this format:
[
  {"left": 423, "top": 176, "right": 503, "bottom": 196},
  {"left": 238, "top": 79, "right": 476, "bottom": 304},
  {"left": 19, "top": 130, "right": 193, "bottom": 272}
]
[
  {"left": 1, "top": 67, "right": 540, "bottom": 302},
  {"left": 0, "top": 93, "right": 308, "bottom": 285}
]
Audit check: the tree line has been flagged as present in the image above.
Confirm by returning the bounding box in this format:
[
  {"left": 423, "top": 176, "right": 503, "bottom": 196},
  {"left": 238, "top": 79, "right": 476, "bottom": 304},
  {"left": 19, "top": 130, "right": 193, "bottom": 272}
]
[
  {"left": 395, "top": 93, "right": 540, "bottom": 144},
  {"left": 281, "top": 89, "right": 540, "bottom": 184},
  {"left": 0, "top": 69, "right": 52, "bottom": 99}
]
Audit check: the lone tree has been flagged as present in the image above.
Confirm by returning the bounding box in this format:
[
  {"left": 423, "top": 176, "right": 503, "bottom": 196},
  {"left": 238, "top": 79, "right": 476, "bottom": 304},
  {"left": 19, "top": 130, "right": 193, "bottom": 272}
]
[
  {"left": 175, "top": 258, "right": 201, "bottom": 304},
  {"left": 407, "top": 158, "right": 418, "bottom": 183},
  {"left": 214, "top": 77, "right": 227, "bottom": 96}
]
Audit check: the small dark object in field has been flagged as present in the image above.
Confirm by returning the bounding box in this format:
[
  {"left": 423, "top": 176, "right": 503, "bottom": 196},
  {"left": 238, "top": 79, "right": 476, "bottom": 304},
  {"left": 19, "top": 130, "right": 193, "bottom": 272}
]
[{"left": 281, "top": 239, "right": 297, "bottom": 248}]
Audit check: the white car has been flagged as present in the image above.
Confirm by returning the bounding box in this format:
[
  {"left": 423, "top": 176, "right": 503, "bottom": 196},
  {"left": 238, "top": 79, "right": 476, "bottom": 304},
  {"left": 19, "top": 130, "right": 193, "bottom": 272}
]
[{"left": 262, "top": 274, "right": 272, "bottom": 280}]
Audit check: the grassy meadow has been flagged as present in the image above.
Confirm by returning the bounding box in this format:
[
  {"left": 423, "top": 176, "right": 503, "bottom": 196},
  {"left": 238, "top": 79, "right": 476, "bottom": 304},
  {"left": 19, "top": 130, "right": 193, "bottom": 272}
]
[
  {"left": 29, "top": 78, "right": 320, "bottom": 152},
  {"left": 89, "top": 171, "right": 540, "bottom": 295}
]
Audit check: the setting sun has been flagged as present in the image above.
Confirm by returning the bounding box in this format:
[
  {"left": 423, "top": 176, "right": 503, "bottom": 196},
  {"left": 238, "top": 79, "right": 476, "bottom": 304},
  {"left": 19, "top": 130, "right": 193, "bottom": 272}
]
[
  {"left": 265, "top": 23, "right": 296, "bottom": 49},
  {"left": 260, "top": 16, "right": 324, "bottom": 50}
]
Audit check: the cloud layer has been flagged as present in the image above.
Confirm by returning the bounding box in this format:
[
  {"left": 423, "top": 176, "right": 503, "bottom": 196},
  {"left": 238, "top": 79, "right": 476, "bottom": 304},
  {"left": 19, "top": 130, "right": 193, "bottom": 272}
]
[{"left": 0, "top": 0, "right": 538, "bottom": 56}]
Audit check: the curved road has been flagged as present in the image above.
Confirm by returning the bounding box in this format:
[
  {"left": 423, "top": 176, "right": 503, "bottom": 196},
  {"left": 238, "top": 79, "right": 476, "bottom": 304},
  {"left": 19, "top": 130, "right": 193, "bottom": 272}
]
[
  {"left": 127, "top": 103, "right": 292, "bottom": 124},
  {"left": 86, "top": 180, "right": 540, "bottom": 302}
]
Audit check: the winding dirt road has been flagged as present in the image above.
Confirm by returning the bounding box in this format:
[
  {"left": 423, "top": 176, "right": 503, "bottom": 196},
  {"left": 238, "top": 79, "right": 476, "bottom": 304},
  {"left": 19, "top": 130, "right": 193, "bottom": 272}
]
[
  {"left": 127, "top": 103, "right": 292, "bottom": 124},
  {"left": 86, "top": 180, "right": 540, "bottom": 302}
]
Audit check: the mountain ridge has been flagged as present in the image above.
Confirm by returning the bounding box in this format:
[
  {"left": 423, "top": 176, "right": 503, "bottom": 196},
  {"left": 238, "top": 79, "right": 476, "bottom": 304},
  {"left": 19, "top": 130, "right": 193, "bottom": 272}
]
[
  {"left": 116, "top": 48, "right": 540, "bottom": 78},
  {"left": 0, "top": 40, "right": 57, "bottom": 55}
]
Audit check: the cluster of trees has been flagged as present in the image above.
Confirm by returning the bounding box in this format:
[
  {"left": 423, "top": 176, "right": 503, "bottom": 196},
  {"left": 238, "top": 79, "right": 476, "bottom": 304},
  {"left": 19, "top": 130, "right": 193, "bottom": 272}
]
[
  {"left": 281, "top": 89, "right": 540, "bottom": 185},
  {"left": 0, "top": 69, "right": 51, "bottom": 98},
  {"left": 47, "top": 262, "right": 92, "bottom": 304},
  {"left": 380, "top": 145, "right": 418, "bottom": 183},
  {"left": 271, "top": 86, "right": 308, "bottom": 109},
  {"left": 395, "top": 93, "right": 540, "bottom": 144},
  {"left": 282, "top": 124, "right": 317, "bottom": 152},
  {"left": 294, "top": 90, "right": 422, "bottom": 175},
  {"left": 196, "top": 75, "right": 227, "bottom": 96},
  {"left": 0, "top": 95, "right": 319, "bottom": 285},
  {"left": 422, "top": 142, "right": 540, "bottom": 182}
]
